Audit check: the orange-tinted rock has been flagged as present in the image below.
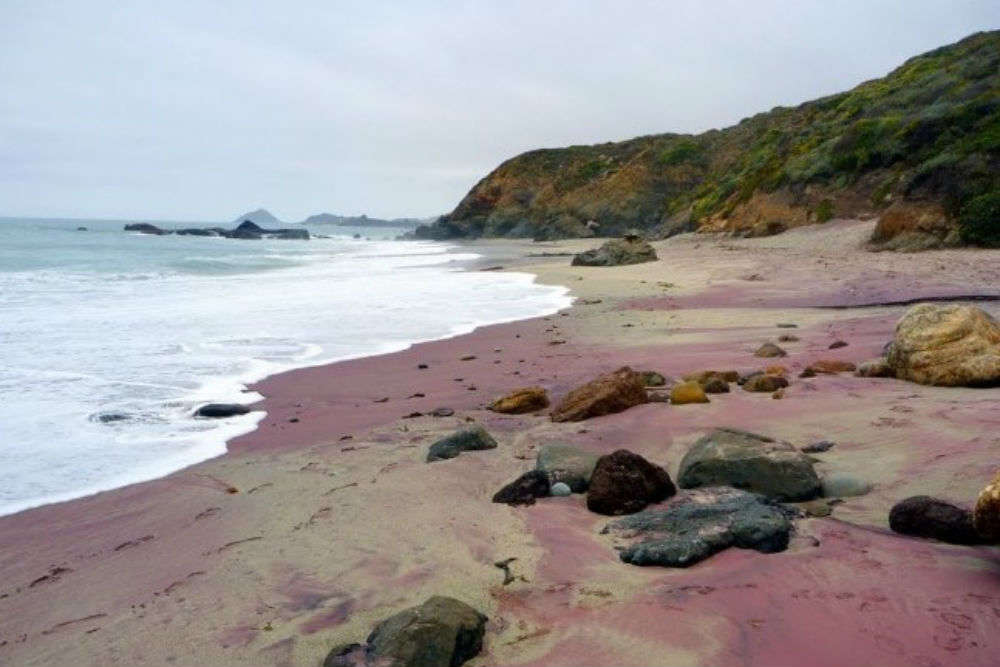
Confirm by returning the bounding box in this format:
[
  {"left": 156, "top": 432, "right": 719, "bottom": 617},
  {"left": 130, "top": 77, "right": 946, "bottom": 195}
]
[
  {"left": 974, "top": 470, "right": 1000, "bottom": 542},
  {"left": 489, "top": 387, "right": 549, "bottom": 414},
  {"left": 755, "top": 343, "right": 787, "bottom": 358},
  {"left": 743, "top": 374, "right": 789, "bottom": 392},
  {"left": 764, "top": 365, "right": 788, "bottom": 377},
  {"left": 670, "top": 381, "right": 710, "bottom": 404},
  {"left": 805, "top": 360, "right": 857, "bottom": 374},
  {"left": 550, "top": 367, "right": 647, "bottom": 422}
]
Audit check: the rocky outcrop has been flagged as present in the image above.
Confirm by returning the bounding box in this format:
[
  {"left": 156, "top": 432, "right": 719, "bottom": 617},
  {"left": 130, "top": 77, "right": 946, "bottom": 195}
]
[
  {"left": 677, "top": 428, "right": 821, "bottom": 501},
  {"left": 550, "top": 366, "right": 647, "bottom": 422},
  {"left": 869, "top": 201, "right": 959, "bottom": 251},
  {"left": 426, "top": 425, "right": 498, "bottom": 462},
  {"left": 324, "top": 596, "right": 487, "bottom": 667},
  {"left": 571, "top": 234, "right": 658, "bottom": 267},
  {"left": 124, "top": 223, "right": 168, "bottom": 235},
  {"left": 492, "top": 470, "right": 550, "bottom": 506},
  {"left": 886, "top": 304, "right": 1000, "bottom": 386},
  {"left": 888, "top": 496, "right": 982, "bottom": 545},
  {"left": 194, "top": 403, "right": 251, "bottom": 418},
  {"left": 124, "top": 220, "right": 309, "bottom": 240},
  {"left": 535, "top": 444, "right": 599, "bottom": 492},
  {"left": 669, "top": 381, "right": 709, "bottom": 404},
  {"left": 489, "top": 387, "right": 549, "bottom": 414},
  {"left": 586, "top": 449, "right": 675, "bottom": 515},
  {"left": 603, "top": 486, "right": 796, "bottom": 568},
  {"left": 973, "top": 471, "right": 1000, "bottom": 542}
]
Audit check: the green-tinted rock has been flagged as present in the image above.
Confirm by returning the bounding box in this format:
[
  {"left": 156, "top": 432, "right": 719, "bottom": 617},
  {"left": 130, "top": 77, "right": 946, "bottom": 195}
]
[
  {"left": 535, "top": 444, "right": 599, "bottom": 492},
  {"left": 426, "top": 425, "right": 497, "bottom": 462}
]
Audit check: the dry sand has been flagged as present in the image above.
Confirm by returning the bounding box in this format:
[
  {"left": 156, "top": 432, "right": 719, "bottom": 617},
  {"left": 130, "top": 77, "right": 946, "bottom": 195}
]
[{"left": 2, "top": 218, "right": 1000, "bottom": 666}]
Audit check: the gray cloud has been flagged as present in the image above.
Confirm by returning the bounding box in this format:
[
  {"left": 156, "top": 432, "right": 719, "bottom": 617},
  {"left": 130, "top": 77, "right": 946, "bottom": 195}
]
[{"left": 1, "top": 1, "right": 997, "bottom": 221}]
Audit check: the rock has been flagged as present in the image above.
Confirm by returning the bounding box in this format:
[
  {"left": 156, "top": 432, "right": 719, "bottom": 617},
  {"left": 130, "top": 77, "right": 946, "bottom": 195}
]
[
  {"left": 737, "top": 370, "right": 762, "bottom": 386},
  {"left": 802, "top": 499, "right": 834, "bottom": 517},
  {"left": 870, "top": 201, "right": 954, "bottom": 251},
  {"left": 93, "top": 412, "right": 130, "bottom": 423},
  {"left": 226, "top": 220, "right": 310, "bottom": 240},
  {"left": 702, "top": 377, "right": 730, "bottom": 394},
  {"left": 550, "top": 366, "right": 647, "bottom": 422},
  {"left": 492, "top": 470, "right": 550, "bottom": 506},
  {"left": 430, "top": 407, "right": 454, "bottom": 417},
  {"left": 646, "top": 391, "right": 671, "bottom": 403},
  {"left": 973, "top": 471, "right": 1000, "bottom": 542},
  {"left": 764, "top": 365, "right": 788, "bottom": 377},
  {"left": 76, "top": 226, "right": 88, "bottom": 231},
  {"left": 535, "top": 444, "right": 599, "bottom": 492},
  {"left": 804, "top": 359, "right": 857, "bottom": 374},
  {"left": 571, "top": 236, "right": 658, "bottom": 267},
  {"left": 176, "top": 227, "right": 223, "bottom": 236},
  {"left": 755, "top": 343, "right": 787, "bottom": 358},
  {"left": 801, "top": 440, "right": 835, "bottom": 453},
  {"left": 778, "top": 334, "right": 799, "bottom": 342},
  {"left": 324, "top": 596, "right": 487, "bottom": 667},
  {"left": 798, "top": 367, "right": 817, "bottom": 378},
  {"left": 886, "top": 304, "right": 1000, "bottom": 386},
  {"left": 829, "top": 340, "right": 848, "bottom": 349},
  {"left": 489, "top": 387, "right": 549, "bottom": 414},
  {"left": 194, "top": 403, "right": 251, "bottom": 418},
  {"left": 640, "top": 371, "right": 667, "bottom": 387},
  {"left": 771, "top": 388, "right": 785, "bottom": 399},
  {"left": 586, "top": 449, "right": 675, "bottom": 515},
  {"left": 550, "top": 482, "right": 572, "bottom": 497},
  {"left": 821, "top": 474, "right": 872, "bottom": 498},
  {"left": 603, "top": 487, "right": 795, "bottom": 567},
  {"left": 124, "top": 222, "right": 168, "bottom": 235},
  {"left": 776, "top": 323, "right": 798, "bottom": 328},
  {"left": 670, "top": 381, "right": 710, "bottom": 404},
  {"left": 742, "top": 374, "right": 789, "bottom": 392},
  {"left": 855, "top": 358, "right": 893, "bottom": 378},
  {"left": 888, "top": 496, "right": 982, "bottom": 544},
  {"left": 426, "top": 425, "right": 498, "bottom": 462},
  {"left": 677, "top": 428, "right": 821, "bottom": 501}
]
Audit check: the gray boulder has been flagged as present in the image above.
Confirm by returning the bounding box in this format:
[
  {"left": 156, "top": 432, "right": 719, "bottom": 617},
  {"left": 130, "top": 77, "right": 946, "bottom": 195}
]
[
  {"left": 426, "top": 425, "right": 497, "bottom": 462},
  {"left": 603, "top": 486, "right": 796, "bottom": 567},
  {"left": 535, "top": 444, "right": 599, "bottom": 492},
  {"left": 571, "top": 236, "right": 658, "bottom": 267},
  {"left": 677, "top": 428, "right": 821, "bottom": 501},
  {"left": 324, "top": 596, "right": 487, "bottom": 667}
]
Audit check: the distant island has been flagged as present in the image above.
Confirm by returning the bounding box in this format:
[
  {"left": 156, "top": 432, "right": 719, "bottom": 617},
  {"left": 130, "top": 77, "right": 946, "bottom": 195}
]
[{"left": 231, "top": 209, "right": 433, "bottom": 228}]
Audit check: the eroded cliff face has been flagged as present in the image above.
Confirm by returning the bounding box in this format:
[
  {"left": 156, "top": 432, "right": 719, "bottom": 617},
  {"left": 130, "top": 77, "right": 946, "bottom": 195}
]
[{"left": 417, "top": 31, "right": 1000, "bottom": 248}]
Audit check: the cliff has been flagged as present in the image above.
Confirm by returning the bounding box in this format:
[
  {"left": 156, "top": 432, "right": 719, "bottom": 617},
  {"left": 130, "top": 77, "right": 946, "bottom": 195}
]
[{"left": 417, "top": 31, "right": 1000, "bottom": 248}]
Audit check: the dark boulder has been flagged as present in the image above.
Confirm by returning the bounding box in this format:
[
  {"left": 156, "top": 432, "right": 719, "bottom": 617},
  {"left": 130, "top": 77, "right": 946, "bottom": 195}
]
[
  {"left": 587, "top": 449, "right": 675, "bottom": 515},
  {"left": 888, "top": 496, "right": 982, "bottom": 545},
  {"left": 426, "top": 425, "right": 497, "bottom": 462},
  {"left": 492, "top": 470, "right": 550, "bottom": 506},
  {"left": 603, "top": 486, "right": 796, "bottom": 567},
  {"left": 176, "top": 227, "right": 224, "bottom": 236},
  {"left": 194, "top": 403, "right": 251, "bottom": 418},
  {"left": 124, "top": 223, "right": 168, "bottom": 235},
  {"left": 324, "top": 596, "right": 487, "bottom": 667},
  {"left": 571, "top": 236, "right": 658, "bottom": 267}
]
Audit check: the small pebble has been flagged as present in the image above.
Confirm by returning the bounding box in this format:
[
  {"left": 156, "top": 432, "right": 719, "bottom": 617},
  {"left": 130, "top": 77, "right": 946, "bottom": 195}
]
[{"left": 551, "top": 482, "right": 572, "bottom": 497}]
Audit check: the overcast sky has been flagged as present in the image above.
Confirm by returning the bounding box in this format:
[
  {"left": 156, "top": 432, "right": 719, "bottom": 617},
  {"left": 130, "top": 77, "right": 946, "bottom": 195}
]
[{"left": 1, "top": 1, "right": 997, "bottom": 222}]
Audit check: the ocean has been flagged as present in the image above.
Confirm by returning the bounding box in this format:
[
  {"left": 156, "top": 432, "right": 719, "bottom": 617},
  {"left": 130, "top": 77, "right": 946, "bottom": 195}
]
[{"left": 0, "top": 217, "right": 571, "bottom": 516}]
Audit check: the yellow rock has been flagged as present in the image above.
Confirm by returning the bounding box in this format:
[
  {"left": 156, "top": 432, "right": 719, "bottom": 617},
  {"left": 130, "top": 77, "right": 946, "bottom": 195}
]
[
  {"left": 670, "top": 381, "right": 709, "bottom": 405},
  {"left": 490, "top": 386, "right": 549, "bottom": 414},
  {"left": 974, "top": 470, "right": 1000, "bottom": 542}
]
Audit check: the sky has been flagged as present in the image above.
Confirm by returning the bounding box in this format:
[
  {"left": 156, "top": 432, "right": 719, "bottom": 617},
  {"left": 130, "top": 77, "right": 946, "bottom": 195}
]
[{"left": 1, "top": 1, "right": 998, "bottom": 222}]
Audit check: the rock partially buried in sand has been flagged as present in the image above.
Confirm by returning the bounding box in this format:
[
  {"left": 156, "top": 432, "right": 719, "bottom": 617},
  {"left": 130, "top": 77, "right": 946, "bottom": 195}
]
[
  {"left": 855, "top": 358, "right": 893, "bottom": 378},
  {"left": 888, "top": 496, "right": 982, "bottom": 545},
  {"left": 571, "top": 235, "right": 658, "bottom": 267},
  {"left": 974, "top": 471, "right": 1000, "bottom": 542},
  {"left": 677, "top": 428, "right": 821, "bottom": 501},
  {"left": 489, "top": 386, "right": 549, "bottom": 414},
  {"left": 492, "top": 470, "right": 550, "bottom": 506},
  {"left": 742, "top": 374, "right": 789, "bottom": 392},
  {"left": 804, "top": 359, "right": 857, "bottom": 374},
  {"left": 670, "top": 381, "right": 710, "bottom": 404},
  {"left": 801, "top": 440, "right": 835, "bottom": 453},
  {"left": 535, "top": 444, "right": 599, "bottom": 492},
  {"left": 550, "top": 366, "right": 647, "bottom": 422},
  {"left": 194, "top": 403, "right": 251, "bottom": 418},
  {"left": 603, "top": 486, "right": 796, "bottom": 568},
  {"left": 323, "top": 596, "right": 487, "bottom": 667},
  {"left": 821, "top": 473, "right": 872, "bottom": 498},
  {"left": 426, "top": 425, "right": 498, "bottom": 462},
  {"left": 887, "top": 303, "right": 1000, "bottom": 386},
  {"left": 754, "top": 343, "right": 787, "bottom": 358},
  {"left": 587, "top": 449, "right": 675, "bottom": 515}
]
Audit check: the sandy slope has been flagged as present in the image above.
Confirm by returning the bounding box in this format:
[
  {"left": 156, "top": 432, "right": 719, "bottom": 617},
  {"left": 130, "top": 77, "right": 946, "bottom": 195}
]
[{"left": 1, "top": 219, "right": 999, "bottom": 666}]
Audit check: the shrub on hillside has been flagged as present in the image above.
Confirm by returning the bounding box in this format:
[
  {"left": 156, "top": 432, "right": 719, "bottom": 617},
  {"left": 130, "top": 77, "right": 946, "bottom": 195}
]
[{"left": 958, "top": 191, "right": 1000, "bottom": 246}]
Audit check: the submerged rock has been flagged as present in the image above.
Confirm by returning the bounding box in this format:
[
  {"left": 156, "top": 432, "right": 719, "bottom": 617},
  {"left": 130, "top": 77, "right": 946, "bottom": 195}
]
[
  {"left": 426, "top": 425, "right": 498, "bottom": 462},
  {"left": 194, "top": 403, "right": 251, "bottom": 418},
  {"left": 587, "top": 449, "right": 675, "bottom": 515},
  {"left": 550, "top": 366, "right": 647, "bottom": 422},
  {"left": 535, "top": 444, "right": 599, "bottom": 492},
  {"left": 677, "top": 428, "right": 821, "bottom": 501},
  {"left": 974, "top": 471, "right": 1000, "bottom": 542},
  {"left": 489, "top": 387, "right": 549, "bottom": 414},
  {"left": 571, "top": 235, "right": 658, "bottom": 267},
  {"left": 670, "top": 381, "right": 709, "bottom": 404},
  {"left": 324, "top": 596, "right": 486, "bottom": 667},
  {"left": 603, "top": 486, "right": 795, "bottom": 568},
  {"left": 492, "top": 470, "right": 550, "bottom": 506},
  {"left": 887, "top": 304, "right": 1000, "bottom": 386},
  {"left": 888, "top": 496, "right": 982, "bottom": 545}
]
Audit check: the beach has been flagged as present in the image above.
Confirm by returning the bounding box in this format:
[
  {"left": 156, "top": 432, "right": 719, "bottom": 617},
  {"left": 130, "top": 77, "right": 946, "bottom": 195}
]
[{"left": 2, "top": 218, "right": 1000, "bottom": 666}]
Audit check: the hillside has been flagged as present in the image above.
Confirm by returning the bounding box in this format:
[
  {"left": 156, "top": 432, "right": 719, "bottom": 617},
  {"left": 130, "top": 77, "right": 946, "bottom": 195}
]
[
  {"left": 301, "top": 212, "right": 427, "bottom": 227},
  {"left": 232, "top": 208, "right": 282, "bottom": 226},
  {"left": 416, "top": 30, "right": 1000, "bottom": 249}
]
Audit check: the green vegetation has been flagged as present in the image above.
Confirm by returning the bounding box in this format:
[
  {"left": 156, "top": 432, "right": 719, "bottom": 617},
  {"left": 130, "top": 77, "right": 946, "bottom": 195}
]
[{"left": 423, "top": 31, "right": 1000, "bottom": 243}]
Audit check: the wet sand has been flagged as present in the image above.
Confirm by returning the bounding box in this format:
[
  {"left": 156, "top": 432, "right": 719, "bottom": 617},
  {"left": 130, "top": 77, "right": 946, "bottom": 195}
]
[{"left": 2, "top": 219, "right": 999, "bottom": 666}]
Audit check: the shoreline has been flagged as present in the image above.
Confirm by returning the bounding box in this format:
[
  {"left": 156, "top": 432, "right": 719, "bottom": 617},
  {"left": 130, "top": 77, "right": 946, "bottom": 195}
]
[{"left": 3, "top": 220, "right": 1000, "bottom": 666}]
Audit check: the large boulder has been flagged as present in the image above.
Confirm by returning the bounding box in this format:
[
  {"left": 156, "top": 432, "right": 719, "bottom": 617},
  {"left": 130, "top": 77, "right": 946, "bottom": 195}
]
[
  {"left": 603, "top": 486, "right": 796, "bottom": 568},
  {"left": 426, "top": 425, "right": 498, "bottom": 462},
  {"left": 535, "top": 444, "right": 599, "bottom": 492},
  {"left": 194, "top": 403, "right": 251, "bottom": 418},
  {"left": 324, "top": 596, "right": 487, "bottom": 667},
  {"left": 677, "top": 428, "right": 821, "bottom": 501},
  {"left": 492, "top": 470, "right": 550, "bottom": 506},
  {"left": 886, "top": 304, "right": 1000, "bottom": 386},
  {"left": 669, "top": 381, "right": 709, "bottom": 404},
  {"left": 974, "top": 470, "right": 1000, "bottom": 542},
  {"left": 124, "top": 222, "right": 168, "bottom": 235},
  {"left": 571, "top": 235, "right": 658, "bottom": 267},
  {"left": 888, "top": 496, "right": 982, "bottom": 545},
  {"left": 489, "top": 387, "right": 549, "bottom": 414},
  {"left": 550, "top": 366, "right": 647, "bottom": 422},
  {"left": 587, "top": 449, "right": 676, "bottom": 515}
]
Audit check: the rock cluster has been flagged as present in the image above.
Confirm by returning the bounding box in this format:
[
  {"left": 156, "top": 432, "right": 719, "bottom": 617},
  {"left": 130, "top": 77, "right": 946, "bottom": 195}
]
[
  {"left": 125, "top": 220, "right": 310, "bottom": 240},
  {"left": 571, "top": 235, "right": 658, "bottom": 267},
  {"left": 550, "top": 366, "right": 647, "bottom": 422}
]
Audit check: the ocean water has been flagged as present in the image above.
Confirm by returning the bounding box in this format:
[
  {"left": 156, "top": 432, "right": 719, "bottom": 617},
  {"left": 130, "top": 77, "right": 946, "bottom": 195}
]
[{"left": 0, "top": 217, "right": 571, "bottom": 516}]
